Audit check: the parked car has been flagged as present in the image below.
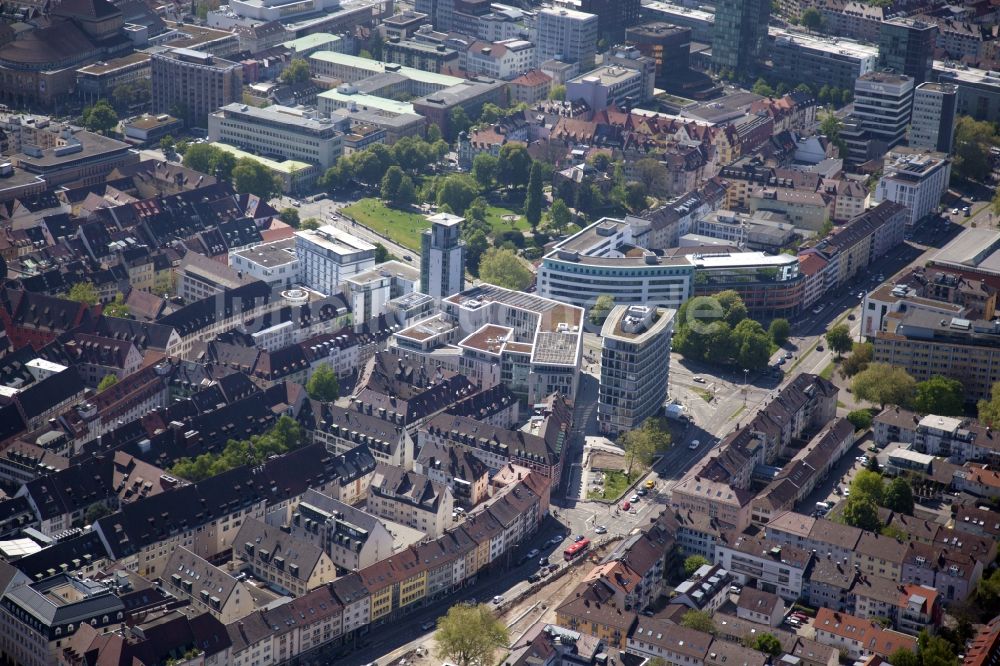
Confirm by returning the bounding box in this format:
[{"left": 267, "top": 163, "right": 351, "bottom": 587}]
[
  {"left": 816, "top": 345, "right": 824, "bottom": 351},
  {"left": 421, "top": 620, "right": 436, "bottom": 631},
  {"left": 574, "top": 535, "right": 585, "bottom": 542},
  {"left": 550, "top": 535, "right": 563, "bottom": 545},
  {"left": 548, "top": 563, "right": 559, "bottom": 572},
  {"left": 492, "top": 595, "right": 504, "bottom": 605},
  {"left": 403, "top": 255, "right": 413, "bottom": 262},
  {"left": 539, "top": 557, "right": 549, "bottom": 566},
  {"left": 645, "top": 479, "right": 655, "bottom": 489},
  {"left": 784, "top": 351, "right": 793, "bottom": 359},
  {"left": 692, "top": 376, "right": 706, "bottom": 383},
  {"left": 729, "top": 585, "right": 742, "bottom": 594},
  {"left": 688, "top": 440, "right": 700, "bottom": 450},
  {"left": 637, "top": 488, "right": 648, "bottom": 496},
  {"left": 595, "top": 525, "right": 608, "bottom": 534},
  {"left": 527, "top": 549, "right": 539, "bottom": 559},
  {"left": 621, "top": 501, "right": 631, "bottom": 511},
  {"left": 630, "top": 494, "right": 640, "bottom": 503},
  {"left": 528, "top": 573, "right": 540, "bottom": 583}
]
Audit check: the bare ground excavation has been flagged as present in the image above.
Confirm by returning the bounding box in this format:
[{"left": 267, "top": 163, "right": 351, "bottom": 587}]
[{"left": 377, "top": 542, "right": 614, "bottom": 666}]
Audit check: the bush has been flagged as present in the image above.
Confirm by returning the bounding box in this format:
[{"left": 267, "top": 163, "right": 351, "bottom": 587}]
[{"left": 847, "top": 409, "right": 874, "bottom": 431}]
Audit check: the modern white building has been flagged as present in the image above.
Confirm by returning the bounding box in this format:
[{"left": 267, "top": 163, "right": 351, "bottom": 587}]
[
  {"left": 537, "top": 218, "right": 695, "bottom": 311},
  {"left": 565, "top": 64, "right": 647, "bottom": 110},
  {"left": 295, "top": 226, "right": 377, "bottom": 296},
  {"left": 854, "top": 71, "right": 915, "bottom": 149},
  {"left": 874, "top": 150, "right": 952, "bottom": 227},
  {"left": 208, "top": 103, "right": 345, "bottom": 169},
  {"left": 342, "top": 260, "right": 419, "bottom": 326},
  {"left": 420, "top": 213, "right": 466, "bottom": 301},
  {"left": 465, "top": 39, "right": 536, "bottom": 80},
  {"left": 229, "top": 237, "right": 300, "bottom": 289},
  {"left": 597, "top": 305, "right": 675, "bottom": 435},
  {"left": 536, "top": 7, "right": 599, "bottom": 70},
  {"left": 909, "top": 82, "right": 958, "bottom": 153}
]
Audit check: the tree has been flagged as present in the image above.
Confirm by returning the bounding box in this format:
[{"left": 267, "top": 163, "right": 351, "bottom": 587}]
[
  {"left": 478, "top": 102, "right": 504, "bottom": 125},
  {"left": 66, "top": 282, "right": 99, "bottom": 306},
  {"left": 751, "top": 634, "right": 783, "bottom": 657},
  {"left": 883, "top": 477, "right": 915, "bottom": 515},
  {"left": 374, "top": 243, "right": 391, "bottom": 263},
  {"left": 381, "top": 165, "right": 405, "bottom": 203},
  {"left": 622, "top": 419, "right": 670, "bottom": 477},
  {"left": 103, "top": 293, "right": 129, "bottom": 318},
  {"left": 889, "top": 649, "right": 921, "bottom": 666},
  {"left": 680, "top": 610, "right": 716, "bottom": 635},
  {"left": 448, "top": 106, "right": 472, "bottom": 141},
  {"left": 550, "top": 198, "right": 572, "bottom": 232},
  {"left": 465, "top": 229, "right": 490, "bottom": 275},
  {"left": 159, "top": 135, "right": 175, "bottom": 153},
  {"left": 478, "top": 248, "right": 533, "bottom": 290},
  {"left": 733, "top": 319, "right": 772, "bottom": 371},
  {"left": 369, "top": 32, "right": 384, "bottom": 61},
  {"left": 826, "top": 324, "right": 853, "bottom": 358},
  {"left": 752, "top": 78, "right": 775, "bottom": 97},
  {"left": 590, "top": 294, "right": 614, "bottom": 325},
  {"left": 306, "top": 363, "right": 339, "bottom": 402},
  {"left": 635, "top": 158, "right": 668, "bottom": 195},
  {"left": 182, "top": 143, "right": 218, "bottom": 174},
  {"left": 281, "top": 58, "right": 311, "bottom": 84},
  {"left": 913, "top": 375, "right": 965, "bottom": 416},
  {"left": 392, "top": 136, "right": 433, "bottom": 172},
  {"left": 84, "top": 503, "right": 112, "bottom": 524},
  {"left": 426, "top": 123, "right": 443, "bottom": 144},
  {"left": 853, "top": 363, "right": 916, "bottom": 408},
  {"left": 548, "top": 84, "right": 566, "bottom": 101},
  {"left": 300, "top": 218, "right": 320, "bottom": 230},
  {"left": 841, "top": 496, "right": 881, "bottom": 531},
  {"left": 978, "top": 381, "right": 1000, "bottom": 427},
  {"left": 684, "top": 555, "right": 710, "bottom": 576},
  {"left": 769, "top": 318, "right": 790, "bottom": 346},
  {"left": 525, "top": 162, "right": 543, "bottom": 229},
  {"left": 802, "top": 7, "right": 823, "bottom": 31},
  {"left": 279, "top": 208, "right": 300, "bottom": 228},
  {"left": 851, "top": 469, "right": 885, "bottom": 505},
  {"left": 472, "top": 153, "right": 498, "bottom": 190},
  {"left": 953, "top": 116, "right": 998, "bottom": 182},
  {"left": 819, "top": 111, "right": 846, "bottom": 155},
  {"left": 866, "top": 453, "right": 881, "bottom": 473},
  {"left": 435, "top": 603, "right": 509, "bottom": 666},
  {"left": 818, "top": 85, "right": 831, "bottom": 103},
  {"left": 232, "top": 159, "right": 280, "bottom": 199},
  {"left": 82, "top": 99, "right": 118, "bottom": 134},
  {"left": 841, "top": 342, "right": 874, "bottom": 377},
  {"left": 921, "top": 635, "right": 960, "bottom": 666},
  {"left": 396, "top": 175, "right": 416, "bottom": 207},
  {"left": 589, "top": 153, "right": 611, "bottom": 172},
  {"left": 97, "top": 374, "right": 119, "bottom": 392},
  {"left": 847, "top": 409, "right": 873, "bottom": 431},
  {"left": 497, "top": 143, "right": 532, "bottom": 189},
  {"left": 625, "top": 181, "right": 648, "bottom": 213},
  {"left": 437, "top": 175, "right": 479, "bottom": 215}
]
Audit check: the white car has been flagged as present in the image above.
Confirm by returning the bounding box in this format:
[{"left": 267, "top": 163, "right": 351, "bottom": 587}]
[
  {"left": 492, "top": 595, "right": 504, "bottom": 605},
  {"left": 688, "top": 440, "right": 700, "bottom": 450},
  {"left": 595, "top": 525, "right": 608, "bottom": 534},
  {"left": 526, "top": 549, "right": 539, "bottom": 559},
  {"left": 630, "top": 494, "right": 640, "bottom": 503},
  {"left": 692, "top": 376, "right": 706, "bottom": 383}
]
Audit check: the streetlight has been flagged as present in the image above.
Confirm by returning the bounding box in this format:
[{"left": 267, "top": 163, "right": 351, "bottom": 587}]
[{"left": 743, "top": 368, "right": 749, "bottom": 405}]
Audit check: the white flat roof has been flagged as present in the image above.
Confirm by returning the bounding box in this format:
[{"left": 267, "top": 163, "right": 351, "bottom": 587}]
[
  {"left": 918, "top": 414, "right": 964, "bottom": 433},
  {"left": 295, "top": 225, "right": 376, "bottom": 256},
  {"left": 687, "top": 251, "right": 799, "bottom": 268}
]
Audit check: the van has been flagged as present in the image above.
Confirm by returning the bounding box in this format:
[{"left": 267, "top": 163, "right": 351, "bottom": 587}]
[{"left": 815, "top": 501, "right": 831, "bottom": 511}]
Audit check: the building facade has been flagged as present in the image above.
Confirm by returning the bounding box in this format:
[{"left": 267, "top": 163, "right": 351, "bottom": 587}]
[
  {"left": 419, "top": 213, "right": 466, "bottom": 301},
  {"left": 598, "top": 305, "right": 675, "bottom": 435},
  {"left": 909, "top": 82, "right": 958, "bottom": 154},
  {"left": 295, "top": 226, "right": 377, "bottom": 296},
  {"left": 712, "top": 0, "right": 770, "bottom": 74},
  {"left": 151, "top": 48, "right": 243, "bottom": 129}
]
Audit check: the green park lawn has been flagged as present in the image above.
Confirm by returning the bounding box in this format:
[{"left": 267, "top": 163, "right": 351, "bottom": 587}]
[
  {"left": 340, "top": 198, "right": 529, "bottom": 250},
  {"left": 587, "top": 470, "right": 634, "bottom": 501}
]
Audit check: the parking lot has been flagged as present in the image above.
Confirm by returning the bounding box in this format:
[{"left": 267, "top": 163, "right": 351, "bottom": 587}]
[{"left": 797, "top": 432, "right": 879, "bottom": 517}]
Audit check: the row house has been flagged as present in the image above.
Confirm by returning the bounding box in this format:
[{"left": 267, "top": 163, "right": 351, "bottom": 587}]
[
  {"left": 304, "top": 400, "right": 415, "bottom": 471},
  {"left": 714, "top": 532, "right": 812, "bottom": 602},
  {"left": 813, "top": 608, "right": 918, "bottom": 661},
  {"left": 234, "top": 518, "right": 337, "bottom": 597}
]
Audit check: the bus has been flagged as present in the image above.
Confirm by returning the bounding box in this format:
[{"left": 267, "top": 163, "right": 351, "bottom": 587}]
[{"left": 564, "top": 539, "right": 590, "bottom": 561}]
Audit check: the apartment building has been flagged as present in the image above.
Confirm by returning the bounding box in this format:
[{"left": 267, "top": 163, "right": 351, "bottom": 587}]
[
  {"left": 420, "top": 213, "right": 465, "bottom": 301},
  {"left": 536, "top": 7, "right": 598, "bottom": 70},
  {"left": 367, "top": 464, "right": 454, "bottom": 538},
  {"left": 295, "top": 226, "right": 377, "bottom": 297},
  {"left": 853, "top": 71, "right": 915, "bottom": 150},
  {"left": 151, "top": 48, "right": 242, "bottom": 129},
  {"left": 234, "top": 518, "right": 337, "bottom": 596},
  {"left": 465, "top": 39, "right": 535, "bottom": 80},
  {"left": 597, "top": 305, "right": 674, "bottom": 436},
  {"left": 874, "top": 150, "right": 952, "bottom": 227},
  {"left": 714, "top": 532, "right": 812, "bottom": 601},
  {"left": 874, "top": 310, "right": 1000, "bottom": 401},
  {"left": 814, "top": 609, "right": 918, "bottom": 660},
  {"left": 162, "top": 547, "right": 256, "bottom": 624}
]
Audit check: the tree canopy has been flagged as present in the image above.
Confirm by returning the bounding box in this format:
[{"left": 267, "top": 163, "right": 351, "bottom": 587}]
[
  {"left": 825, "top": 324, "right": 853, "bottom": 358},
  {"left": 66, "top": 282, "right": 99, "bottom": 306},
  {"left": 170, "top": 416, "right": 305, "bottom": 481},
  {"left": 841, "top": 496, "right": 881, "bottom": 531},
  {"left": 912, "top": 375, "right": 964, "bottom": 416},
  {"left": 306, "top": 363, "right": 339, "bottom": 402},
  {"left": 750, "top": 634, "right": 783, "bottom": 657},
  {"left": 954, "top": 116, "right": 998, "bottom": 182},
  {"left": 97, "top": 374, "right": 119, "bottom": 392},
  {"left": 684, "top": 555, "right": 709, "bottom": 577},
  {"left": 232, "top": 158, "right": 281, "bottom": 199},
  {"left": 435, "top": 603, "right": 509, "bottom": 666},
  {"left": 680, "top": 610, "right": 716, "bottom": 635},
  {"left": 768, "top": 318, "right": 790, "bottom": 346},
  {"left": 103, "top": 293, "right": 130, "bottom": 318},
  {"left": 82, "top": 100, "right": 118, "bottom": 134},
  {"left": 978, "top": 381, "right": 1000, "bottom": 427},
  {"left": 281, "top": 58, "right": 311, "bottom": 84},
  {"left": 478, "top": 248, "right": 533, "bottom": 291},
  {"left": 883, "top": 477, "right": 915, "bottom": 515},
  {"left": 621, "top": 419, "right": 670, "bottom": 477},
  {"left": 525, "top": 161, "right": 544, "bottom": 228},
  {"left": 852, "top": 363, "right": 916, "bottom": 408}
]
